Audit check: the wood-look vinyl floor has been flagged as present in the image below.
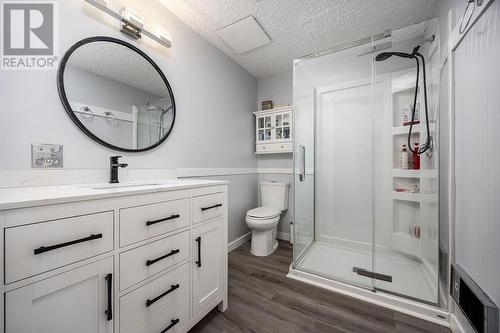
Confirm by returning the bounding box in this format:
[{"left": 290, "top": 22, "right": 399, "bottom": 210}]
[{"left": 190, "top": 241, "right": 451, "bottom": 333}]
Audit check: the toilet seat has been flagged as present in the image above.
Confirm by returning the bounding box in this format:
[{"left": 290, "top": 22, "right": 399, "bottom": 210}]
[{"left": 246, "top": 207, "right": 281, "bottom": 219}]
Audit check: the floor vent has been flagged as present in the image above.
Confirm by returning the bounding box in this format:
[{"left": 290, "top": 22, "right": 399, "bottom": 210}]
[{"left": 451, "top": 265, "right": 498, "bottom": 333}]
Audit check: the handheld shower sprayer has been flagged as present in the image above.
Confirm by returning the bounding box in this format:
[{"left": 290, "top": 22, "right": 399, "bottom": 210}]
[{"left": 375, "top": 37, "right": 434, "bottom": 155}]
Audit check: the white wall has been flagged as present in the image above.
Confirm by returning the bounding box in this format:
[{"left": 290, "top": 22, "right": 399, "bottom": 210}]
[
  {"left": 256, "top": 71, "right": 294, "bottom": 234},
  {"left": 0, "top": 0, "right": 258, "bottom": 244},
  {"left": 432, "top": 0, "right": 500, "bottom": 327},
  {"left": 452, "top": 2, "right": 500, "bottom": 332}
]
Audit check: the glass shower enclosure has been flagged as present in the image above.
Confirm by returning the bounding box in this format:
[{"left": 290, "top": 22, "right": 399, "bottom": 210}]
[{"left": 292, "top": 19, "right": 443, "bottom": 306}]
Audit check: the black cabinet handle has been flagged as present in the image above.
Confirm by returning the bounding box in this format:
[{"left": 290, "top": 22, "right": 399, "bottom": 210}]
[
  {"left": 105, "top": 273, "right": 113, "bottom": 321},
  {"left": 145, "top": 284, "right": 180, "bottom": 307},
  {"left": 201, "top": 203, "right": 222, "bottom": 211},
  {"left": 34, "top": 233, "right": 103, "bottom": 255},
  {"left": 146, "top": 214, "right": 180, "bottom": 226},
  {"left": 195, "top": 236, "right": 201, "bottom": 268},
  {"left": 160, "top": 319, "right": 180, "bottom": 333},
  {"left": 146, "top": 249, "right": 180, "bottom": 267}
]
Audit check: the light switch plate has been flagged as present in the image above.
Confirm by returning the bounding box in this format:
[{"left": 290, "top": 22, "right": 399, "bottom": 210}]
[{"left": 31, "top": 143, "right": 63, "bottom": 168}]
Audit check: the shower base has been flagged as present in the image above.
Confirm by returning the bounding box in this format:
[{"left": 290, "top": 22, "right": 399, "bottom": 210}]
[{"left": 288, "top": 242, "right": 450, "bottom": 327}]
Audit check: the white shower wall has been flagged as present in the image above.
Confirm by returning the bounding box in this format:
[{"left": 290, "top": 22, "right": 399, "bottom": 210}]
[{"left": 316, "top": 78, "right": 391, "bottom": 249}]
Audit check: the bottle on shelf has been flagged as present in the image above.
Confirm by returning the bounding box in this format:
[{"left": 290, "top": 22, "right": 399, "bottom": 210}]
[
  {"left": 402, "top": 103, "right": 420, "bottom": 126},
  {"left": 413, "top": 102, "right": 420, "bottom": 125},
  {"left": 402, "top": 104, "right": 411, "bottom": 126},
  {"left": 413, "top": 143, "right": 420, "bottom": 170},
  {"left": 400, "top": 144, "right": 410, "bottom": 169}
]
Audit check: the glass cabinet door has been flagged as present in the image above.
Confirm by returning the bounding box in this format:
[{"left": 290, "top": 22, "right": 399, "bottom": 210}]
[
  {"left": 257, "top": 116, "right": 272, "bottom": 142},
  {"left": 274, "top": 112, "right": 292, "bottom": 141}
]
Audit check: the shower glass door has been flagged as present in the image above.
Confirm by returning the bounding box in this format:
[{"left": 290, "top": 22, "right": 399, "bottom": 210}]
[
  {"left": 372, "top": 21, "right": 440, "bottom": 303},
  {"left": 293, "top": 38, "right": 377, "bottom": 290},
  {"left": 292, "top": 19, "right": 440, "bottom": 305},
  {"left": 292, "top": 64, "right": 315, "bottom": 262}
]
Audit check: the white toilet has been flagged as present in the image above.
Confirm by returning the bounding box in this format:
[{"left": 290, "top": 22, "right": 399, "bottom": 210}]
[{"left": 246, "top": 181, "right": 289, "bottom": 256}]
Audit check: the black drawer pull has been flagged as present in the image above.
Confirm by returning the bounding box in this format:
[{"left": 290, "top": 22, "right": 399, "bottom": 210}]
[
  {"left": 145, "top": 284, "right": 180, "bottom": 307},
  {"left": 201, "top": 203, "right": 222, "bottom": 211},
  {"left": 105, "top": 273, "right": 113, "bottom": 321},
  {"left": 146, "top": 249, "right": 180, "bottom": 267},
  {"left": 146, "top": 214, "right": 180, "bottom": 226},
  {"left": 161, "top": 318, "right": 180, "bottom": 333},
  {"left": 195, "top": 236, "right": 201, "bottom": 268},
  {"left": 34, "top": 233, "right": 103, "bottom": 255}
]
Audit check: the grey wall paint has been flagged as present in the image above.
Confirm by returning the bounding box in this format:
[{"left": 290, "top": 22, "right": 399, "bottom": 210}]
[
  {"left": 0, "top": 0, "right": 257, "bottom": 170},
  {"left": 256, "top": 71, "right": 294, "bottom": 233},
  {"left": 0, "top": 0, "right": 258, "bottom": 245},
  {"left": 257, "top": 71, "right": 293, "bottom": 109},
  {"left": 181, "top": 174, "right": 257, "bottom": 243}
]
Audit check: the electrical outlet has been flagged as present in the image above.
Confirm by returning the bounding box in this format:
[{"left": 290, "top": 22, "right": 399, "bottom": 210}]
[{"left": 31, "top": 143, "right": 63, "bottom": 168}]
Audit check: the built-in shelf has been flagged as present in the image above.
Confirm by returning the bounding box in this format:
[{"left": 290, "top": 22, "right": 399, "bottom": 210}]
[
  {"left": 392, "top": 125, "right": 422, "bottom": 135},
  {"left": 392, "top": 169, "right": 437, "bottom": 178},
  {"left": 392, "top": 191, "right": 438, "bottom": 203},
  {"left": 392, "top": 232, "right": 421, "bottom": 257}
]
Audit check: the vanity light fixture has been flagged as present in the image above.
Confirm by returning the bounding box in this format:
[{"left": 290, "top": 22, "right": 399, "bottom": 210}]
[{"left": 84, "top": 0, "right": 172, "bottom": 48}]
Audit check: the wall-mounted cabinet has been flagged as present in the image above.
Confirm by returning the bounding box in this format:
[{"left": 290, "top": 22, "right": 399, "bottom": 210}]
[{"left": 254, "top": 106, "right": 293, "bottom": 154}]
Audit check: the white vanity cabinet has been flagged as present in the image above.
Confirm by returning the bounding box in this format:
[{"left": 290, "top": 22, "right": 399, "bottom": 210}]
[
  {"left": 0, "top": 181, "right": 228, "bottom": 333},
  {"left": 192, "top": 218, "right": 224, "bottom": 316},
  {"left": 254, "top": 106, "right": 293, "bottom": 154},
  {"left": 6, "top": 256, "right": 114, "bottom": 333}
]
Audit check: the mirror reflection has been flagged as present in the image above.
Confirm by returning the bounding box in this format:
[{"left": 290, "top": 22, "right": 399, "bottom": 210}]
[{"left": 60, "top": 38, "right": 175, "bottom": 151}]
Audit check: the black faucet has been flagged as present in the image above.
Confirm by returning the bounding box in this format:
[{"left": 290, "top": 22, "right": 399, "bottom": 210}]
[{"left": 109, "top": 156, "right": 128, "bottom": 183}]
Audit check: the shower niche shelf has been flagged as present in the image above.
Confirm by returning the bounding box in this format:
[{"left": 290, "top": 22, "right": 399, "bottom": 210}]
[
  {"left": 392, "top": 169, "right": 437, "bottom": 178},
  {"left": 390, "top": 68, "right": 438, "bottom": 260},
  {"left": 391, "top": 124, "right": 422, "bottom": 135},
  {"left": 392, "top": 192, "right": 438, "bottom": 203}
]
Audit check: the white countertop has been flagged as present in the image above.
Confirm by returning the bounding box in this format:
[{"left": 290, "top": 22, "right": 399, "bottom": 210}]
[{"left": 0, "top": 179, "right": 228, "bottom": 210}]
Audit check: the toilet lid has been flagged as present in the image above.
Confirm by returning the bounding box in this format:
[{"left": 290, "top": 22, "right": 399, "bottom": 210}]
[{"left": 247, "top": 207, "right": 281, "bottom": 219}]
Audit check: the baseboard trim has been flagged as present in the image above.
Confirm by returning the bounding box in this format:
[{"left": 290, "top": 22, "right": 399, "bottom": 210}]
[
  {"left": 277, "top": 231, "right": 290, "bottom": 242},
  {"left": 228, "top": 232, "right": 251, "bottom": 252},
  {"left": 450, "top": 314, "right": 465, "bottom": 333}
]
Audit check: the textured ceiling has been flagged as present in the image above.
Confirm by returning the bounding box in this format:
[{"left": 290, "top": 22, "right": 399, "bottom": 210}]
[
  {"left": 68, "top": 41, "right": 167, "bottom": 97},
  {"left": 159, "top": 0, "right": 436, "bottom": 78}
]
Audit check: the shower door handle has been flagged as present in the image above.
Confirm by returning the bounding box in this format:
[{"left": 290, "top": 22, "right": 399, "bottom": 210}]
[{"left": 299, "top": 145, "right": 306, "bottom": 182}]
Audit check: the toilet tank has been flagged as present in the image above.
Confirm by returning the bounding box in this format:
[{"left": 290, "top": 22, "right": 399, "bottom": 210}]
[{"left": 260, "top": 181, "right": 290, "bottom": 211}]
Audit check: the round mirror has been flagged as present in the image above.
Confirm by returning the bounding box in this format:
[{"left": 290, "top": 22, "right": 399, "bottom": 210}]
[{"left": 57, "top": 36, "right": 175, "bottom": 152}]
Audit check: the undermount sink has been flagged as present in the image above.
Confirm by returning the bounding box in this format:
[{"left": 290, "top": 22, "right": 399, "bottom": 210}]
[{"left": 84, "top": 182, "right": 164, "bottom": 190}]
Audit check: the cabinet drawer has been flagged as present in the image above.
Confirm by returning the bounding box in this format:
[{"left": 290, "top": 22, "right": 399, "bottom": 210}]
[
  {"left": 119, "top": 230, "right": 190, "bottom": 291},
  {"left": 192, "top": 192, "right": 224, "bottom": 224},
  {"left": 5, "top": 211, "right": 113, "bottom": 284},
  {"left": 256, "top": 142, "right": 292, "bottom": 153},
  {"left": 119, "top": 198, "right": 190, "bottom": 247},
  {"left": 120, "top": 263, "right": 189, "bottom": 333}
]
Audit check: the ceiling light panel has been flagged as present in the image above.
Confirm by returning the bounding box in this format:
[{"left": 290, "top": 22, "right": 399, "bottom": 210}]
[{"left": 216, "top": 16, "right": 271, "bottom": 54}]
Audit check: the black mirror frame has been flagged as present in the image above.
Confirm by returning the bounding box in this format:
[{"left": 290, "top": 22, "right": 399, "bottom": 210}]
[{"left": 57, "top": 36, "right": 176, "bottom": 153}]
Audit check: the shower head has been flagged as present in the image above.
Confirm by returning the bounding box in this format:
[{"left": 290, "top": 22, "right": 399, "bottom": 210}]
[{"left": 375, "top": 51, "right": 414, "bottom": 62}]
